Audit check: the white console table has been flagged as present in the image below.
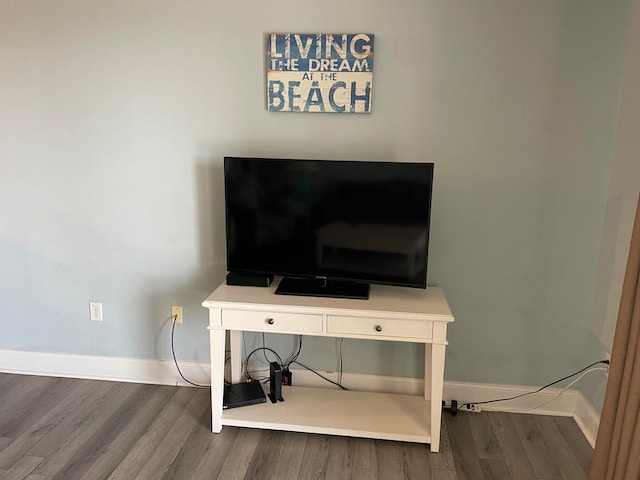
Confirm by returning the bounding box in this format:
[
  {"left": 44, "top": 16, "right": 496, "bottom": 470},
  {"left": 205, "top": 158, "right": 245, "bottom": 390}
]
[{"left": 202, "top": 278, "right": 453, "bottom": 452}]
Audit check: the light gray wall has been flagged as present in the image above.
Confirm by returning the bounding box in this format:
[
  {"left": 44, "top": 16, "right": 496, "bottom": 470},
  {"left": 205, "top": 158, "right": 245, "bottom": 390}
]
[
  {"left": 0, "top": 1, "right": 630, "bottom": 390},
  {"left": 585, "top": 0, "right": 640, "bottom": 411}
]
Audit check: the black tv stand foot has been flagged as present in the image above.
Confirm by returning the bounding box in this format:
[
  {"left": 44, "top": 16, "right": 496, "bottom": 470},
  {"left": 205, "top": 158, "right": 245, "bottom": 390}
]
[{"left": 275, "top": 277, "right": 370, "bottom": 300}]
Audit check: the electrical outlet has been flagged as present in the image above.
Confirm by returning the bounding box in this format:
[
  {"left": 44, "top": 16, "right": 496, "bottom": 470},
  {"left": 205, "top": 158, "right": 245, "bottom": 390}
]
[
  {"left": 605, "top": 352, "right": 611, "bottom": 377},
  {"left": 90, "top": 302, "right": 103, "bottom": 321},
  {"left": 172, "top": 306, "right": 183, "bottom": 324}
]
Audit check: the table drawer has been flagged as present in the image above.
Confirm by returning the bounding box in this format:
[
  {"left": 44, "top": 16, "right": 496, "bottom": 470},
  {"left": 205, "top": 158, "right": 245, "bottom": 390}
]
[
  {"left": 222, "top": 310, "right": 323, "bottom": 334},
  {"left": 327, "top": 315, "right": 433, "bottom": 339}
]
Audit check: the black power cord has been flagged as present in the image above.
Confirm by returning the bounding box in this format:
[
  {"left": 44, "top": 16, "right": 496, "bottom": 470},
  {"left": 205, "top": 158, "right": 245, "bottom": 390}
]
[
  {"left": 291, "top": 360, "right": 349, "bottom": 390},
  {"left": 171, "top": 315, "right": 210, "bottom": 388},
  {"left": 243, "top": 334, "right": 349, "bottom": 390},
  {"left": 449, "top": 359, "right": 609, "bottom": 412},
  {"left": 284, "top": 335, "right": 303, "bottom": 370},
  {"left": 245, "top": 346, "right": 284, "bottom": 381}
]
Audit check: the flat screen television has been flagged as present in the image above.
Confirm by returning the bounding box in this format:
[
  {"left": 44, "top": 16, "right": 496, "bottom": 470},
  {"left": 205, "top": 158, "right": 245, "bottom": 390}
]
[{"left": 224, "top": 157, "right": 434, "bottom": 299}]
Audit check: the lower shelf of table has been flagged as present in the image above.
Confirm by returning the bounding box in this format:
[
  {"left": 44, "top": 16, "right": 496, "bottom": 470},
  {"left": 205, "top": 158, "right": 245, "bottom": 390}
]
[{"left": 219, "top": 385, "right": 433, "bottom": 444}]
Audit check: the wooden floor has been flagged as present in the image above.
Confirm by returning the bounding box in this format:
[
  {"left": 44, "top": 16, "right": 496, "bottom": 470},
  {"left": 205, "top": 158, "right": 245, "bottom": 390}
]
[{"left": 0, "top": 373, "right": 593, "bottom": 480}]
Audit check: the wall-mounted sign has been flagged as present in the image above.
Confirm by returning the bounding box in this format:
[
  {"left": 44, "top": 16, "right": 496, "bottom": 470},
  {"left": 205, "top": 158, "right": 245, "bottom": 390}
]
[{"left": 266, "top": 33, "right": 374, "bottom": 114}]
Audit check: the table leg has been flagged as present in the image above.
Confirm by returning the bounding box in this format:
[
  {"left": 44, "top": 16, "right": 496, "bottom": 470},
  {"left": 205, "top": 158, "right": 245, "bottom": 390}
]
[
  {"left": 210, "top": 328, "right": 225, "bottom": 433},
  {"left": 428, "top": 342, "right": 446, "bottom": 453},
  {"left": 229, "top": 330, "right": 243, "bottom": 384}
]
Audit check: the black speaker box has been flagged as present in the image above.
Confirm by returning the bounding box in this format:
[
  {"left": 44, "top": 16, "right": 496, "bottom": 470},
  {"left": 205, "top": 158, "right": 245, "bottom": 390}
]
[{"left": 226, "top": 272, "right": 273, "bottom": 287}]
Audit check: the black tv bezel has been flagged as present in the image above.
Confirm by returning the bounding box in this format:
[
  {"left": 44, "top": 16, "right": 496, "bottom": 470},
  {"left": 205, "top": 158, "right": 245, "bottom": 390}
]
[{"left": 223, "top": 156, "right": 434, "bottom": 297}]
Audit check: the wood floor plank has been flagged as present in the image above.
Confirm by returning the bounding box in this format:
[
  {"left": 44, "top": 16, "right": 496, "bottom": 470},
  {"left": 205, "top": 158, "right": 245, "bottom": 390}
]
[
  {"left": 510, "top": 413, "right": 562, "bottom": 479},
  {"left": 106, "top": 386, "right": 198, "bottom": 480},
  {"left": 403, "top": 442, "right": 432, "bottom": 480},
  {"left": 23, "top": 474, "right": 51, "bottom": 480},
  {"left": 444, "top": 412, "right": 484, "bottom": 480},
  {"left": 376, "top": 440, "right": 405, "bottom": 480},
  {"left": 214, "top": 428, "right": 263, "bottom": 480},
  {"left": 429, "top": 469, "right": 456, "bottom": 480},
  {"left": 30, "top": 382, "right": 140, "bottom": 477},
  {"left": 376, "top": 441, "right": 432, "bottom": 480},
  {"left": 429, "top": 417, "right": 456, "bottom": 474},
  {"left": 0, "top": 372, "right": 16, "bottom": 391},
  {"left": 479, "top": 458, "right": 510, "bottom": 480},
  {"left": 24, "top": 380, "right": 116, "bottom": 458},
  {"left": 0, "top": 377, "right": 57, "bottom": 431},
  {"left": 324, "top": 436, "right": 357, "bottom": 480},
  {"left": 467, "top": 411, "right": 502, "bottom": 460},
  {"left": 0, "top": 377, "right": 78, "bottom": 439},
  {"left": 188, "top": 428, "right": 240, "bottom": 480},
  {"left": 159, "top": 404, "right": 213, "bottom": 480},
  {"left": 0, "top": 374, "right": 30, "bottom": 401},
  {"left": 533, "top": 415, "right": 588, "bottom": 480},
  {"left": 0, "top": 455, "right": 43, "bottom": 480},
  {"left": 269, "top": 431, "right": 309, "bottom": 480},
  {"left": 50, "top": 384, "right": 177, "bottom": 480},
  {"left": 376, "top": 439, "right": 431, "bottom": 480},
  {"left": 242, "top": 429, "right": 285, "bottom": 480},
  {"left": 297, "top": 434, "right": 331, "bottom": 480},
  {"left": 486, "top": 412, "right": 537, "bottom": 480},
  {"left": 554, "top": 416, "right": 593, "bottom": 474},
  {"left": 342, "top": 437, "right": 378, "bottom": 480},
  {"left": 133, "top": 388, "right": 210, "bottom": 480},
  {"left": 0, "top": 380, "right": 101, "bottom": 471},
  {"left": 0, "top": 438, "right": 13, "bottom": 455}
]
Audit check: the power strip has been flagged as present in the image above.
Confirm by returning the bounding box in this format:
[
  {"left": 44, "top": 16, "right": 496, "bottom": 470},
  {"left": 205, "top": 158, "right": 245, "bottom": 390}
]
[
  {"left": 459, "top": 403, "right": 482, "bottom": 413},
  {"left": 442, "top": 400, "right": 482, "bottom": 415}
]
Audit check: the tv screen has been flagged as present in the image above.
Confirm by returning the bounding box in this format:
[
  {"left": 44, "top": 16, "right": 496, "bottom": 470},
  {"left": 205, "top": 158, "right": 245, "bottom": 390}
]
[{"left": 224, "top": 157, "right": 434, "bottom": 298}]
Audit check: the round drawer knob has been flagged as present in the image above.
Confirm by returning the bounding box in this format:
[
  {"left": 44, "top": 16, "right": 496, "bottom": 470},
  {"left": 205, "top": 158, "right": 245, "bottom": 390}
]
[
  {"left": 266, "top": 318, "right": 275, "bottom": 325},
  {"left": 375, "top": 325, "right": 382, "bottom": 332}
]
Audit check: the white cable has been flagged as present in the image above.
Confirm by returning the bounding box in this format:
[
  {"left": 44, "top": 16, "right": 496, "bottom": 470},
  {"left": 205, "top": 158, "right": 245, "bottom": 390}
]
[{"left": 515, "top": 367, "right": 608, "bottom": 412}]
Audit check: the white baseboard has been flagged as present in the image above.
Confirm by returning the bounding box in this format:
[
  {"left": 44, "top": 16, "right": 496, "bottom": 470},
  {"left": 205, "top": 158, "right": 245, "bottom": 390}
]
[
  {"left": 443, "top": 379, "right": 578, "bottom": 416},
  {"left": 0, "top": 348, "right": 600, "bottom": 445},
  {"left": 573, "top": 391, "right": 600, "bottom": 448},
  {"left": 0, "top": 348, "right": 211, "bottom": 387},
  {"left": 289, "top": 371, "right": 577, "bottom": 415}
]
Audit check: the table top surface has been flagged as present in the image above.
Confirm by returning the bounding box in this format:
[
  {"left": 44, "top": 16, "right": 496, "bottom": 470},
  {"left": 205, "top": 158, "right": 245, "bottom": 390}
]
[{"left": 203, "top": 277, "right": 454, "bottom": 321}]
